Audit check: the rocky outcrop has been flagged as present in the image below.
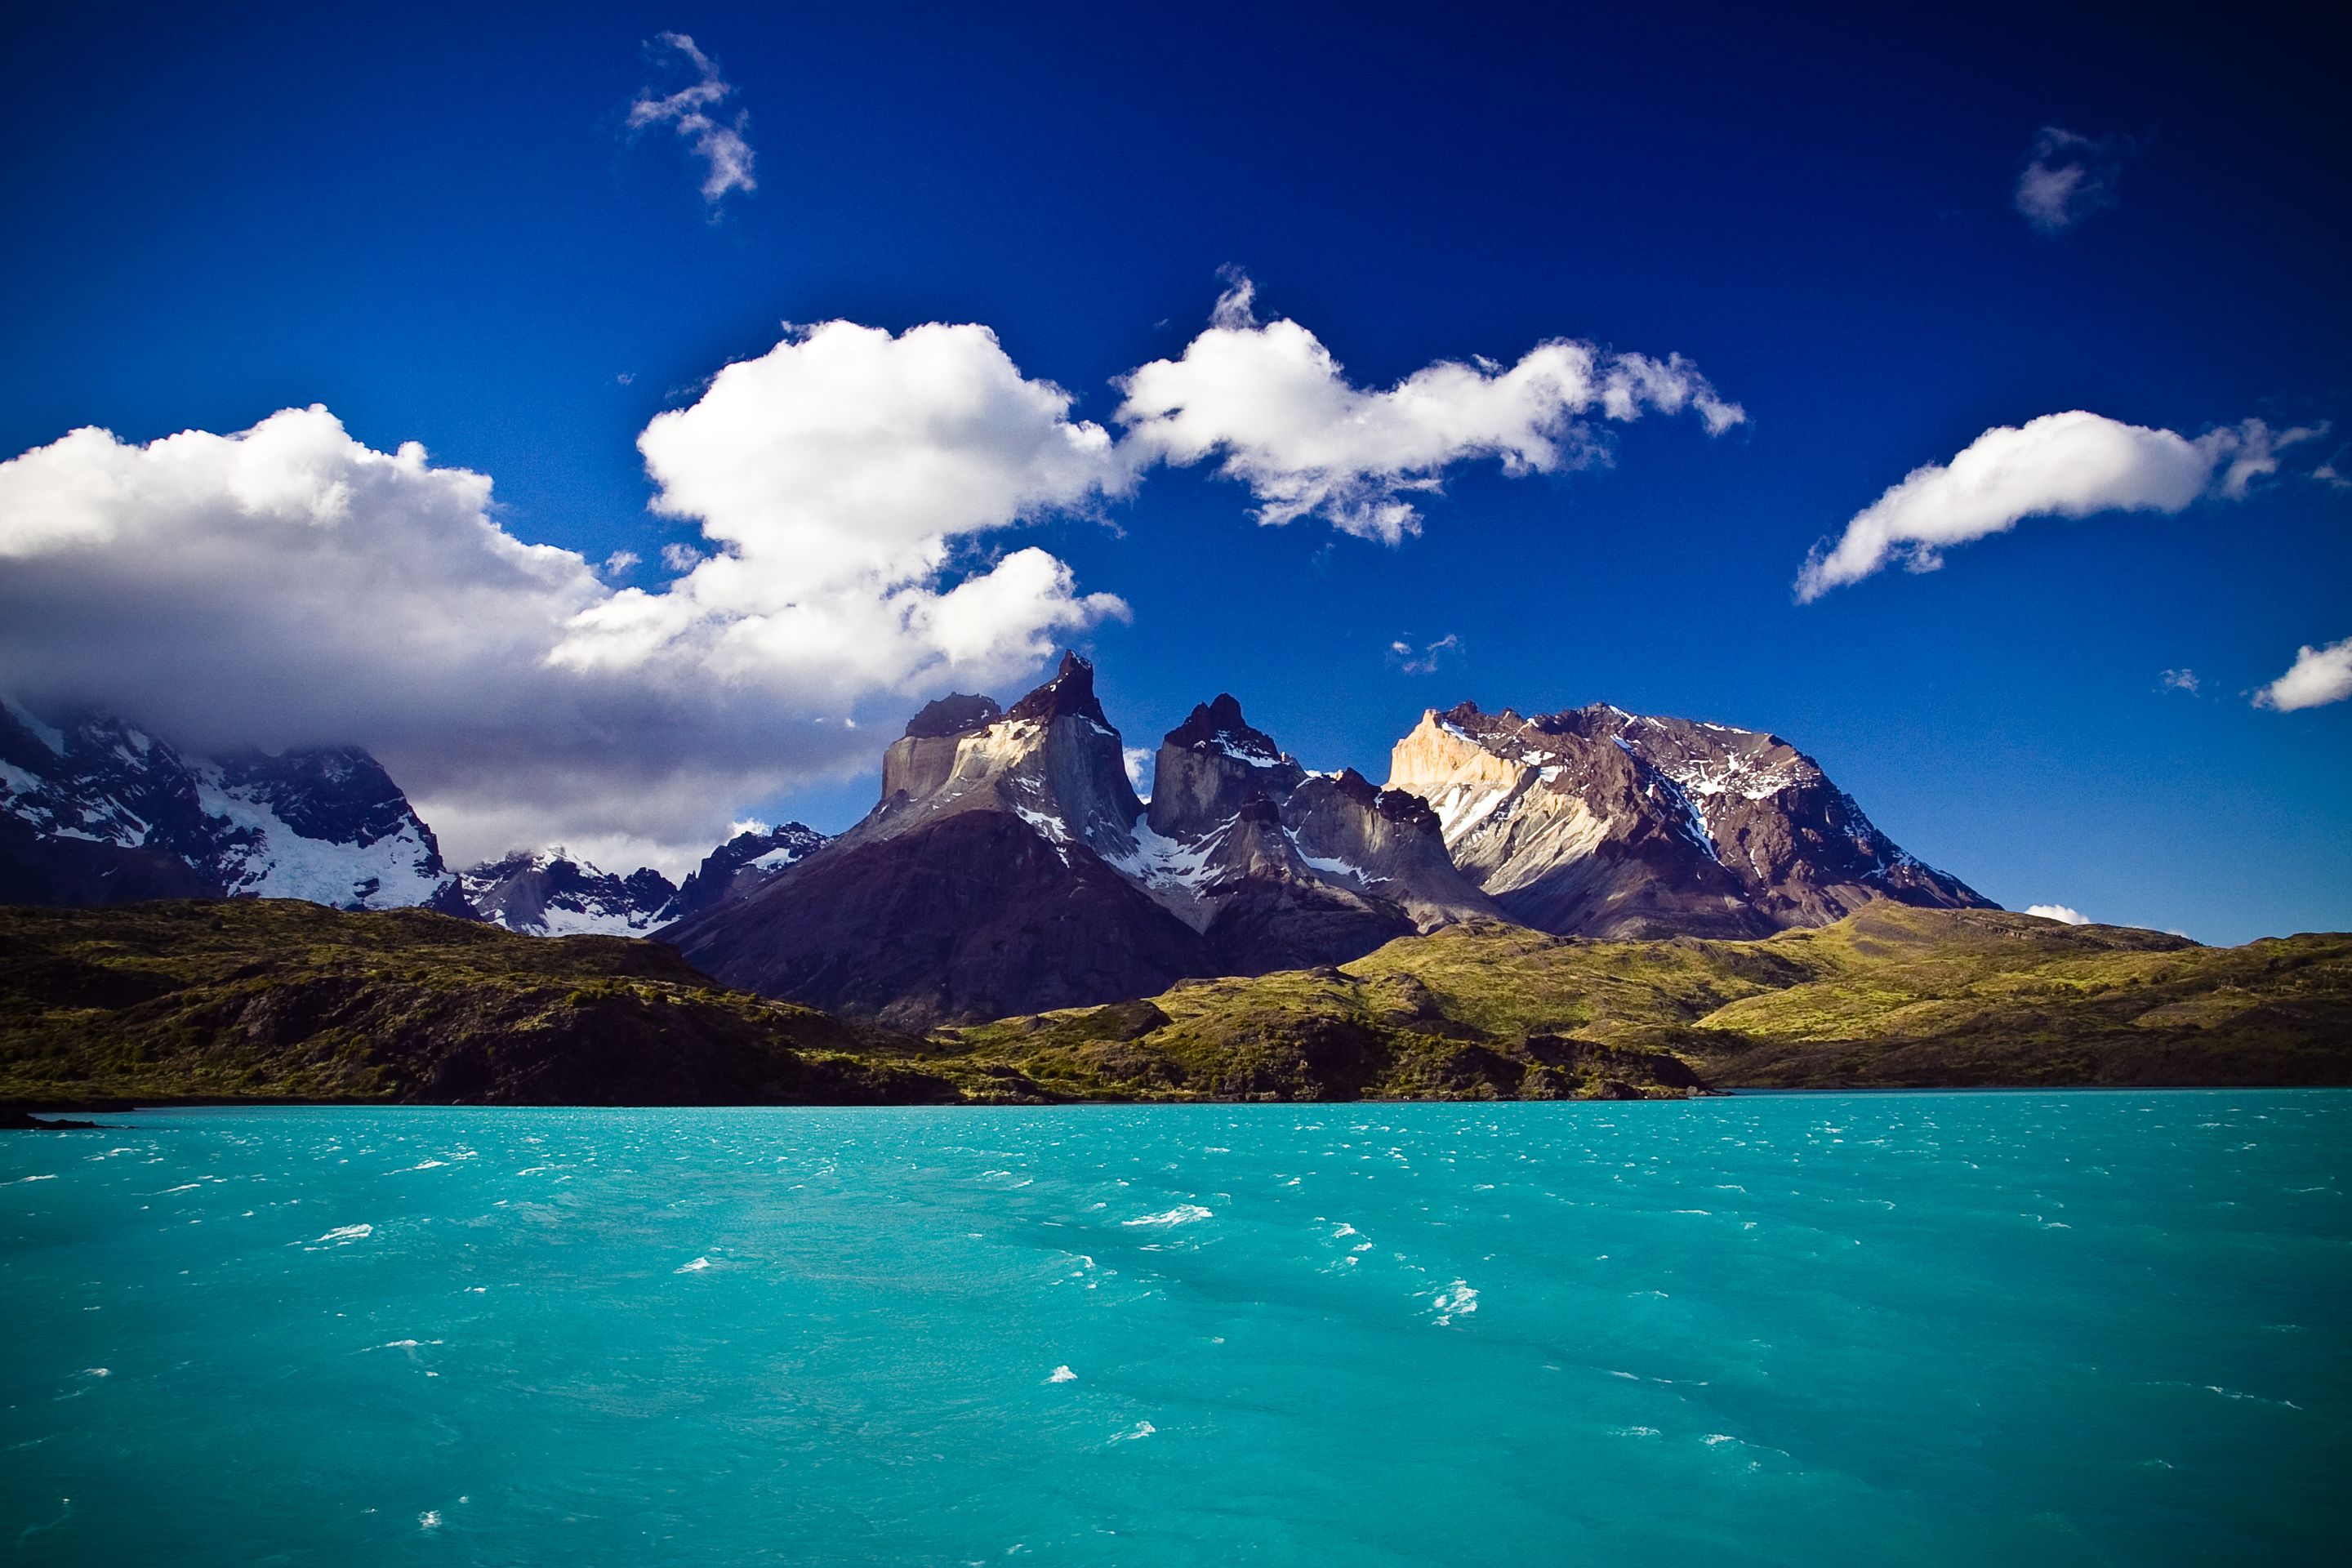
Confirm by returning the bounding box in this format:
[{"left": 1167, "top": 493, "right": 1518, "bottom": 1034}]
[{"left": 1387, "top": 702, "right": 1990, "bottom": 939}]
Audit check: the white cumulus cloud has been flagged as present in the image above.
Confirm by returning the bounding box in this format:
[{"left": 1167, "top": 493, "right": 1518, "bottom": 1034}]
[
  {"left": 1797, "top": 412, "right": 2319, "bottom": 601},
  {"left": 2026, "top": 904, "right": 2091, "bottom": 924},
  {"left": 0, "top": 321, "right": 1133, "bottom": 871},
  {"left": 1115, "top": 274, "right": 1743, "bottom": 544},
  {"left": 2254, "top": 635, "right": 2352, "bottom": 712},
  {"left": 2015, "top": 127, "right": 2132, "bottom": 236},
  {"left": 629, "top": 33, "right": 755, "bottom": 206}
]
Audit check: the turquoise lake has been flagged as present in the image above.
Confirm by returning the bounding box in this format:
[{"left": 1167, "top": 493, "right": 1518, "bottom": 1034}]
[{"left": 3, "top": 1093, "right": 2345, "bottom": 1565}]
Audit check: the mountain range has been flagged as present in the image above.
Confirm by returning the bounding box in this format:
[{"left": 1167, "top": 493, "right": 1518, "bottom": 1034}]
[
  {"left": 4, "top": 657, "right": 1993, "bottom": 1025},
  {"left": 664, "top": 653, "right": 1990, "bottom": 1024}
]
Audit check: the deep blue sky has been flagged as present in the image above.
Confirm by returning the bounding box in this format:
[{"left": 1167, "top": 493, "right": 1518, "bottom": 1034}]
[{"left": 2, "top": 2, "right": 2345, "bottom": 942}]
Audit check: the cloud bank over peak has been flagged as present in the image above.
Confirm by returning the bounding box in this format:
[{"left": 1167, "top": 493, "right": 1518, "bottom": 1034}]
[
  {"left": 0, "top": 322, "right": 1135, "bottom": 870},
  {"left": 1796, "top": 412, "right": 2319, "bottom": 601},
  {"left": 2254, "top": 635, "right": 2352, "bottom": 712},
  {"left": 1116, "top": 274, "right": 1744, "bottom": 544},
  {"left": 629, "top": 32, "right": 755, "bottom": 205}
]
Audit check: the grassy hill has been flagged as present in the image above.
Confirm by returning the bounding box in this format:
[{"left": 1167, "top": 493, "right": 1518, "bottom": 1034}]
[
  {"left": 4, "top": 901, "right": 2345, "bottom": 1107},
  {"left": 938, "top": 905, "right": 2352, "bottom": 1098},
  {"left": 0, "top": 901, "right": 958, "bottom": 1107}
]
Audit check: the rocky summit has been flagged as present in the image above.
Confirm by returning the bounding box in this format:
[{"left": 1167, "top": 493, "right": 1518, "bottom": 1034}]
[
  {"left": 666, "top": 653, "right": 1508, "bottom": 1026},
  {"left": 1387, "top": 702, "right": 1989, "bottom": 938}
]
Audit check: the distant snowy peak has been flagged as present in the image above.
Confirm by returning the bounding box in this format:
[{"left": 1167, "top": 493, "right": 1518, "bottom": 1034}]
[
  {"left": 460, "top": 849, "right": 680, "bottom": 937},
  {"left": 671, "top": 822, "right": 830, "bottom": 920},
  {"left": 0, "top": 697, "right": 462, "bottom": 911},
  {"left": 1387, "top": 701, "right": 1990, "bottom": 938}
]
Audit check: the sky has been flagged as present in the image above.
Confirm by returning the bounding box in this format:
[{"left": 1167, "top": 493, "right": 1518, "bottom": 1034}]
[{"left": 0, "top": 2, "right": 2345, "bottom": 943}]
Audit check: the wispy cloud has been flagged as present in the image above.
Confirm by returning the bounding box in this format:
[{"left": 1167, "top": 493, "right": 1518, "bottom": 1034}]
[
  {"left": 1116, "top": 273, "right": 1743, "bottom": 544},
  {"left": 2254, "top": 635, "right": 2352, "bottom": 712},
  {"left": 2158, "top": 667, "right": 2199, "bottom": 694},
  {"left": 1389, "top": 633, "right": 1461, "bottom": 675},
  {"left": 2015, "top": 127, "right": 2133, "bottom": 236},
  {"left": 2027, "top": 904, "right": 2091, "bottom": 924},
  {"left": 1797, "top": 412, "right": 2321, "bottom": 601},
  {"left": 628, "top": 33, "right": 755, "bottom": 206}
]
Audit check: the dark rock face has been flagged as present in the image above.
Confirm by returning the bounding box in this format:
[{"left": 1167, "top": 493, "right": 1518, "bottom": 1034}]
[
  {"left": 670, "top": 653, "right": 1203, "bottom": 1026},
  {"left": 670, "top": 812, "right": 1209, "bottom": 1029},
  {"left": 460, "top": 851, "right": 681, "bottom": 936},
  {"left": 1388, "top": 701, "right": 1991, "bottom": 939},
  {"left": 0, "top": 699, "right": 462, "bottom": 911},
  {"left": 1147, "top": 695, "right": 1305, "bottom": 841},
  {"left": 669, "top": 823, "right": 829, "bottom": 920}
]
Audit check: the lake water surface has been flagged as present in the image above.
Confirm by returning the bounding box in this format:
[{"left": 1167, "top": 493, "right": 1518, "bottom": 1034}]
[{"left": 3, "top": 1093, "right": 2345, "bottom": 1565}]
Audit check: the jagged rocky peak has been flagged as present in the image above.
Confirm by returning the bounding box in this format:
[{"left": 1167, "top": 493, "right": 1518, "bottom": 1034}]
[
  {"left": 862, "top": 652, "right": 1142, "bottom": 862},
  {"left": 1147, "top": 693, "right": 1305, "bottom": 840},
  {"left": 1005, "top": 649, "right": 1108, "bottom": 724},
  {"left": 461, "top": 849, "right": 681, "bottom": 938},
  {"left": 1386, "top": 698, "right": 1991, "bottom": 939},
  {"left": 1124, "top": 693, "right": 1499, "bottom": 955}
]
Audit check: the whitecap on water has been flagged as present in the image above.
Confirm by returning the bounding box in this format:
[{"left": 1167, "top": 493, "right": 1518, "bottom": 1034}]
[
  {"left": 310, "top": 1223, "right": 372, "bottom": 1246},
  {"left": 1048, "top": 1365, "right": 1077, "bottom": 1383},
  {"left": 1108, "top": 1420, "right": 1155, "bottom": 1443},
  {"left": 1432, "top": 1280, "right": 1479, "bottom": 1325},
  {"left": 675, "top": 1256, "right": 712, "bottom": 1273},
  {"left": 1123, "top": 1205, "right": 1211, "bottom": 1227}
]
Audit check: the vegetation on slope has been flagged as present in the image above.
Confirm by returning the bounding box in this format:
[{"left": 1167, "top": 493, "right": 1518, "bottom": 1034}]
[
  {"left": 5, "top": 901, "right": 2345, "bottom": 1108},
  {"left": 0, "top": 901, "right": 956, "bottom": 1107},
  {"left": 942, "top": 905, "right": 2352, "bottom": 1095}
]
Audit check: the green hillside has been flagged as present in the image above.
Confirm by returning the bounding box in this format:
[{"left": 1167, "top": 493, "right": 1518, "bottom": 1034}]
[{"left": 5, "top": 900, "right": 2345, "bottom": 1108}]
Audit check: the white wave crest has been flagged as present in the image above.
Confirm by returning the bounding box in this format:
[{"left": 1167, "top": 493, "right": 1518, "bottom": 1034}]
[
  {"left": 1124, "top": 1205, "right": 1212, "bottom": 1227},
  {"left": 1432, "top": 1280, "right": 1479, "bottom": 1325}
]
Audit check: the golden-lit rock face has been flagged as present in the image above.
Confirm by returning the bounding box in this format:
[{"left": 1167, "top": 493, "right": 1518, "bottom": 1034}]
[{"left": 1386, "top": 709, "right": 1528, "bottom": 808}]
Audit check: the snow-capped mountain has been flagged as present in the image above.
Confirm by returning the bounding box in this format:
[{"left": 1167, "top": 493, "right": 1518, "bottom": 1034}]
[
  {"left": 670, "top": 822, "right": 829, "bottom": 920},
  {"left": 1387, "top": 702, "right": 1990, "bottom": 938},
  {"left": 458, "top": 850, "right": 682, "bottom": 937},
  {"left": 1, "top": 698, "right": 465, "bottom": 911},
  {"left": 458, "top": 823, "right": 833, "bottom": 938}
]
